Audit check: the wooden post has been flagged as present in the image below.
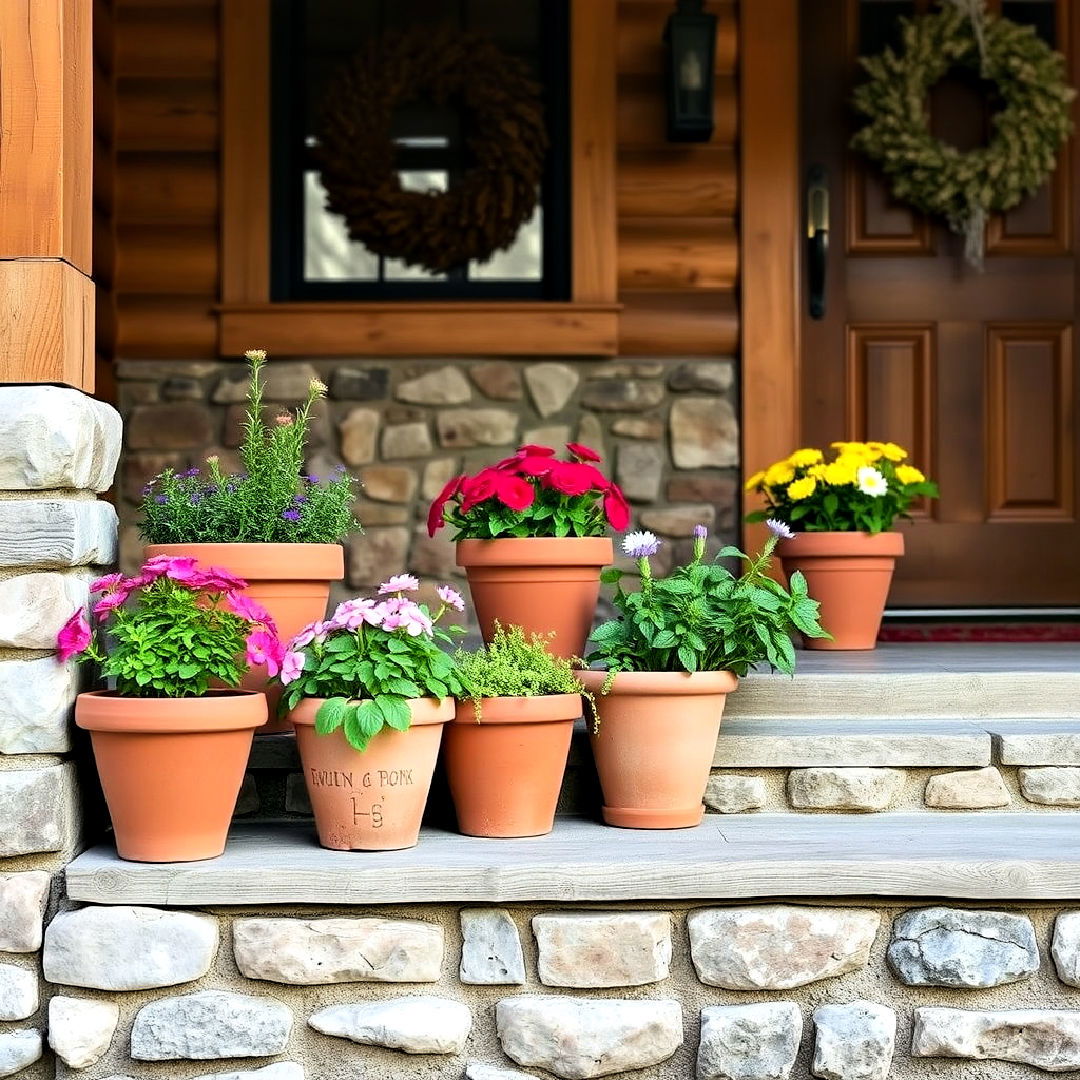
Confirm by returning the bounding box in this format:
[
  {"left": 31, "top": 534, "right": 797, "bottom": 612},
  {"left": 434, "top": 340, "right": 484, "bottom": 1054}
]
[{"left": 0, "top": 0, "right": 95, "bottom": 389}]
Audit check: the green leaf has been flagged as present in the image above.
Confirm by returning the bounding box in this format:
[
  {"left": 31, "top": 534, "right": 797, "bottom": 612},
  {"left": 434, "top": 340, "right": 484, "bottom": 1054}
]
[
  {"left": 380, "top": 696, "right": 412, "bottom": 732},
  {"left": 600, "top": 567, "right": 623, "bottom": 584},
  {"left": 314, "top": 696, "right": 348, "bottom": 735}
]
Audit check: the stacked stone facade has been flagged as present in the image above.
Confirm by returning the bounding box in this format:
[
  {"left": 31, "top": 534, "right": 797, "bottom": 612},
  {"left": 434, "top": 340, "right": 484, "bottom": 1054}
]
[
  {"left": 113, "top": 357, "right": 740, "bottom": 606},
  {"left": 0, "top": 387, "right": 121, "bottom": 1080}
]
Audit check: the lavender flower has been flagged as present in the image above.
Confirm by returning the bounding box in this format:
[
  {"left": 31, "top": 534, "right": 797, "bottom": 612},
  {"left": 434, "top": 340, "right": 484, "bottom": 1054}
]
[
  {"left": 141, "top": 483, "right": 153, "bottom": 496},
  {"left": 693, "top": 524, "right": 708, "bottom": 539},
  {"left": 182, "top": 467, "right": 200, "bottom": 478},
  {"left": 379, "top": 574, "right": 420, "bottom": 594},
  {"left": 621, "top": 531, "right": 662, "bottom": 559},
  {"left": 766, "top": 518, "right": 795, "bottom": 540},
  {"left": 293, "top": 494, "right": 308, "bottom": 505},
  {"left": 154, "top": 495, "right": 167, "bottom": 504},
  {"left": 282, "top": 508, "right": 301, "bottom": 522}
]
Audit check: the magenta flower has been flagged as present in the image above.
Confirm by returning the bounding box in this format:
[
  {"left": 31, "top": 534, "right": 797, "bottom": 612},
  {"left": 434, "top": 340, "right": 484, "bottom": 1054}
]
[
  {"left": 141, "top": 554, "right": 199, "bottom": 582},
  {"left": 56, "top": 609, "right": 91, "bottom": 663},
  {"left": 378, "top": 574, "right": 420, "bottom": 594},
  {"left": 191, "top": 567, "right": 248, "bottom": 593},
  {"left": 92, "top": 590, "right": 129, "bottom": 618},
  {"left": 279, "top": 650, "right": 305, "bottom": 686},
  {"left": 766, "top": 518, "right": 795, "bottom": 540},
  {"left": 436, "top": 585, "right": 465, "bottom": 612},
  {"left": 245, "top": 629, "right": 285, "bottom": 677},
  {"left": 89, "top": 573, "right": 124, "bottom": 594},
  {"left": 225, "top": 591, "right": 273, "bottom": 627}
]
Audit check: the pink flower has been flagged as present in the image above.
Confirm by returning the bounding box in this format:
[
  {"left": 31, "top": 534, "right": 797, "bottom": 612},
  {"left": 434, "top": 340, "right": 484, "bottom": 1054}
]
[
  {"left": 279, "top": 650, "right": 305, "bottom": 685},
  {"left": 141, "top": 554, "right": 199, "bottom": 581},
  {"left": 291, "top": 619, "right": 335, "bottom": 648},
  {"left": 191, "top": 567, "right": 248, "bottom": 593},
  {"left": 437, "top": 585, "right": 465, "bottom": 612},
  {"left": 225, "top": 591, "right": 274, "bottom": 629},
  {"left": 566, "top": 442, "right": 602, "bottom": 463},
  {"left": 333, "top": 598, "right": 384, "bottom": 630},
  {"left": 56, "top": 609, "right": 91, "bottom": 662},
  {"left": 379, "top": 574, "right": 420, "bottom": 594},
  {"left": 245, "top": 629, "right": 285, "bottom": 678},
  {"left": 92, "top": 590, "right": 129, "bottom": 618},
  {"left": 89, "top": 573, "right": 124, "bottom": 594},
  {"left": 380, "top": 601, "right": 432, "bottom": 637}
]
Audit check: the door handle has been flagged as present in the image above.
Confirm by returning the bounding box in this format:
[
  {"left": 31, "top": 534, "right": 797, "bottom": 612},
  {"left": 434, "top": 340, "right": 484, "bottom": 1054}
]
[{"left": 807, "top": 165, "right": 829, "bottom": 320}]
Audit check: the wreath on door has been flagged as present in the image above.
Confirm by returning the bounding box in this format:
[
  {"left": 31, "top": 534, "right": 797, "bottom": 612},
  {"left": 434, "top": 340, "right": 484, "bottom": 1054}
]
[
  {"left": 851, "top": 0, "right": 1074, "bottom": 267},
  {"left": 315, "top": 27, "right": 547, "bottom": 276}
]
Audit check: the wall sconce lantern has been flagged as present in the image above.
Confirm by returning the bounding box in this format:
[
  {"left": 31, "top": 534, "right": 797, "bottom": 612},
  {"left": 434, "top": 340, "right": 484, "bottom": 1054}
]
[{"left": 663, "top": 0, "right": 717, "bottom": 142}]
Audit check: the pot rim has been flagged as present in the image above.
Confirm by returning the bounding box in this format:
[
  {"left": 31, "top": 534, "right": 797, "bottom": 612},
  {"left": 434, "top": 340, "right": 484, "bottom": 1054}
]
[
  {"left": 575, "top": 669, "right": 739, "bottom": 695},
  {"left": 452, "top": 692, "right": 583, "bottom": 725},
  {"left": 75, "top": 688, "right": 267, "bottom": 734},
  {"left": 776, "top": 530, "right": 905, "bottom": 557},
  {"left": 456, "top": 535, "right": 613, "bottom": 568},
  {"left": 289, "top": 695, "right": 454, "bottom": 729},
  {"left": 143, "top": 542, "right": 345, "bottom": 580}
]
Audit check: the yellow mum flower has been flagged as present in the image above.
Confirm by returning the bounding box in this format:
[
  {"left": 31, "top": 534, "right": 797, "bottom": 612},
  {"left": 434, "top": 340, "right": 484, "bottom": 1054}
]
[
  {"left": 808, "top": 463, "right": 828, "bottom": 479},
  {"left": 881, "top": 442, "right": 908, "bottom": 462},
  {"left": 823, "top": 459, "right": 858, "bottom": 486},
  {"left": 763, "top": 461, "right": 795, "bottom": 487},
  {"left": 788, "top": 448, "right": 824, "bottom": 468},
  {"left": 787, "top": 476, "right": 817, "bottom": 501},
  {"left": 895, "top": 464, "right": 925, "bottom": 485},
  {"left": 744, "top": 470, "right": 766, "bottom": 491},
  {"left": 865, "top": 441, "right": 887, "bottom": 460}
]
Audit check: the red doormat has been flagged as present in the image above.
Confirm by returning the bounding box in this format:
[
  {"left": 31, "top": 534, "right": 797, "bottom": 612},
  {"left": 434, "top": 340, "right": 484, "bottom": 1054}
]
[{"left": 879, "top": 622, "right": 1080, "bottom": 643}]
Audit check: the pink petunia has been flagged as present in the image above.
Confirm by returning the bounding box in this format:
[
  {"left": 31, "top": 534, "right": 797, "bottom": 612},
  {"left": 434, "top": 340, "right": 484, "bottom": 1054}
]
[
  {"left": 437, "top": 585, "right": 465, "bottom": 612},
  {"left": 279, "top": 650, "right": 305, "bottom": 686},
  {"left": 141, "top": 554, "right": 199, "bottom": 581},
  {"left": 245, "top": 629, "right": 285, "bottom": 678},
  {"left": 379, "top": 574, "right": 420, "bottom": 594},
  {"left": 225, "top": 591, "right": 274, "bottom": 628},
  {"left": 191, "top": 567, "right": 249, "bottom": 593},
  {"left": 92, "top": 590, "right": 129, "bottom": 618},
  {"left": 56, "top": 609, "right": 92, "bottom": 663},
  {"left": 89, "top": 573, "right": 124, "bottom": 594}
]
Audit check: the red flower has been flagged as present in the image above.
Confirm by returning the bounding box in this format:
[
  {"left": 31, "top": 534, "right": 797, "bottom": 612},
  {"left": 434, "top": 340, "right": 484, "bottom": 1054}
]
[
  {"left": 427, "top": 473, "right": 465, "bottom": 536},
  {"left": 516, "top": 444, "right": 556, "bottom": 458},
  {"left": 517, "top": 455, "right": 556, "bottom": 477},
  {"left": 459, "top": 469, "right": 501, "bottom": 514},
  {"left": 492, "top": 456, "right": 523, "bottom": 472},
  {"left": 546, "top": 461, "right": 606, "bottom": 497},
  {"left": 603, "top": 484, "right": 631, "bottom": 530},
  {"left": 495, "top": 473, "right": 536, "bottom": 512},
  {"left": 566, "top": 442, "right": 601, "bottom": 463}
]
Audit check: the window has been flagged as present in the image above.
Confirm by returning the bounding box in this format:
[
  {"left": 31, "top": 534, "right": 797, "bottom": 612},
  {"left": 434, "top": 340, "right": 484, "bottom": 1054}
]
[{"left": 270, "top": 0, "right": 570, "bottom": 301}]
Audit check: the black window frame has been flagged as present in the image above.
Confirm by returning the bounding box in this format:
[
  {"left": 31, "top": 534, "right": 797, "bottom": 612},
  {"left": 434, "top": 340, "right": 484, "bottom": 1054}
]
[{"left": 269, "top": 0, "right": 572, "bottom": 302}]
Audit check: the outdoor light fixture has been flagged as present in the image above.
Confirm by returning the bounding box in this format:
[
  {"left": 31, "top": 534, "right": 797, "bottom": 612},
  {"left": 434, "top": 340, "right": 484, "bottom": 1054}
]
[{"left": 663, "top": 0, "right": 717, "bottom": 142}]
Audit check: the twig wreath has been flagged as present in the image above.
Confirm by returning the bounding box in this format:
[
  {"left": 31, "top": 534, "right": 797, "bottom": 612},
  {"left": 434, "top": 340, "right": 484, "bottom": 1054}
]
[
  {"left": 315, "top": 27, "right": 548, "bottom": 275},
  {"left": 851, "top": 0, "right": 1074, "bottom": 267}
]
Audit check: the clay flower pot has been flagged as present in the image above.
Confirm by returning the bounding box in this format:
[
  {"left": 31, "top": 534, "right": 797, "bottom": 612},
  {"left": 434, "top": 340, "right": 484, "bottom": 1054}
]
[
  {"left": 75, "top": 690, "right": 266, "bottom": 863},
  {"left": 444, "top": 693, "right": 582, "bottom": 837},
  {"left": 290, "top": 696, "right": 453, "bottom": 851},
  {"left": 777, "top": 531, "right": 905, "bottom": 650},
  {"left": 144, "top": 542, "right": 344, "bottom": 730},
  {"left": 456, "top": 537, "right": 613, "bottom": 658},
  {"left": 577, "top": 670, "right": 737, "bottom": 829}
]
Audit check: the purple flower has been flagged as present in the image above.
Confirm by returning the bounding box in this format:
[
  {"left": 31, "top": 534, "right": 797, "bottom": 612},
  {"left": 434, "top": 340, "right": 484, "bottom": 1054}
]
[
  {"left": 293, "top": 495, "right": 308, "bottom": 504},
  {"left": 155, "top": 495, "right": 168, "bottom": 504},
  {"left": 189, "top": 493, "right": 202, "bottom": 505},
  {"left": 766, "top": 518, "right": 795, "bottom": 540},
  {"left": 621, "top": 531, "right": 662, "bottom": 559},
  {"left": 141, "top": 484, "right": 153, "bottom": 496},
  {"left": 282, "top": 508, "right": 301, "bottom": 522},
  {"left": 304, "top": 474, "right": 320, "bottom": 484},
  {"left": 182, "top": 467, "right": 200, "bottom": 478},
  {"left": 279, "top": 650, "right": 305, "bottom": 686},
  {"left": 379, "top": 574, "right": 420, "bottom": 594},
  {"left": 437, "top": 584, "right": 465, "bottom": 612},
  {"left": 693, "top": 524, "right": 708, "bottom": 540}
]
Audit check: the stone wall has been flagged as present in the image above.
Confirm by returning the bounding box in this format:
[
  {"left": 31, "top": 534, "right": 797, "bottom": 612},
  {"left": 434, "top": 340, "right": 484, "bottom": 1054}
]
[
  {"left": 34, "top": 898, "right": 1080, "bottom": 1080},
  {"left": 0, "top": 387, "right": 121, "bottom": 1080},
  {"left": 113, "top": 357, "right": 741, "bottom": 605}
]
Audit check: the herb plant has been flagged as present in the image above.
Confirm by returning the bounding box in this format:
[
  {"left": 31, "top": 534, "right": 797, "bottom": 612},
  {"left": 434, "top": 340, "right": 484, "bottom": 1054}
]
[
  {"left": 427, "top": 443, "right": 630, "bottom": 541},
  {"left": 588, "top": 524, "right": 830, "bottom": 678},
  {"left": 279, "top": 576, "right": 469, "bottom": 751},
  {"left": 745, "top": 441, "right": 938, "bottom": 534},
  {"left": 139, "top": 349, "right": 359, "bottom": 544},
  {"left": 56, "top": 555, "right": 283, "bottom": 697}
]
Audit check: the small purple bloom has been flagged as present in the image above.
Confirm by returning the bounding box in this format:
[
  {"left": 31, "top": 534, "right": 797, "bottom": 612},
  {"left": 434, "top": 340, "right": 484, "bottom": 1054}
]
[
  {"left": 282, "top": 508, "right": 301, "bottom": 522},
  {"left": 693, "top": 524, "right": 708, "bottom": 540},
  {"left": 182, "top": 467, "right": 200, "bottom": 478},
  {"left": 155, "top": 495, "right": 167, "bottom": 504},
  {"left": 304, "top": 474, "right": 320, "bottom": 484},
  {"left": 293, "top": 495, "right": 308, "bottom": 504},
  {"left": 766, "top": 518, "right": 795, "bottom": 540},
  {"left": 141, "top": 483, "right": 153, "bottom": 496},
  {"left": 621, "top": 531, "right": 662, "bottom": 559},
  {"left": 189, "top": 493, "right": 202, "bottom": 505}
]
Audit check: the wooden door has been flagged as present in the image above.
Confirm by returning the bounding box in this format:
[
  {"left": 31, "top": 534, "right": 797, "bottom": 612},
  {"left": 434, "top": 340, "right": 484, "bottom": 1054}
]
[{"left": 801, "top": 0, "right": 1080, "bottom": 607}]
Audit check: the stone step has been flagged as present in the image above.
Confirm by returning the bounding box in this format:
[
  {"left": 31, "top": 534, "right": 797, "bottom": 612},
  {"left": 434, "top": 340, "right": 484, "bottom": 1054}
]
[{"left": 65, "top": 812, "right": 1080, "bottom": 906}]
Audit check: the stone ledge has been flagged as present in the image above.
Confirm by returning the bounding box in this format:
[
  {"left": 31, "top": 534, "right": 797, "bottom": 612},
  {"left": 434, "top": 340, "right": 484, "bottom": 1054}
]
[{"left": 65, "top": 814, "right": 1080, "bottom": 906}]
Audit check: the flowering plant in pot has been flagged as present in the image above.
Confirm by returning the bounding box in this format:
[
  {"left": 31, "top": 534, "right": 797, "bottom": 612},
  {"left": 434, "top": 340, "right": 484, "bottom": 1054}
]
[
  {"left": 446, "top": 625, "right": 591, "bottom": 838},
  {"left": 279, "top": 575, "right": 469, "bottom": 851},
  {"left": 427, "top": 442, "right": 629, "bottom": 657},
  {"left": 578, "top": 524, "right": 828, "bottom": 829},
  {"left": 58, "top": 555, "right": 280, "bottom": 862},
  {"left": 745, "top": 441, "right": 939, "bottom": 649},
  {"left": 139, "top": 349, "right": 359, "bottom": 727}
]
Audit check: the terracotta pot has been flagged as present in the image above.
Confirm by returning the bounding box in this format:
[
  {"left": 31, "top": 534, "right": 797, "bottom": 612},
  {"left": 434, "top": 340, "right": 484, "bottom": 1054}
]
[
  {"left": 290, "top": 697, "right": 452, "bottom": 851},
  {"left": 456, "top": 537, "right": 613, "bottom": 658},
  {"left": 577, "top": 670, "right": 737, "bottom": 829},
  {"left": 144, "top": 543, "right": 344, "bottom": 730},
  {"left": 75, "top": 690, "right": 266, "bottom": 863},
  {"left": 777, "top": 531, "right": 905, "bottom": 650},
  {"left": 444, "top": 693, "right": 582, "bottom": 838}
]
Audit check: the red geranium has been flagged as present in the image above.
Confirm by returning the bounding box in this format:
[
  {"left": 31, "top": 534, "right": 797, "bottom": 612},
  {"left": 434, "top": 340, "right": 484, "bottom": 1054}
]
[{"left": 427, "top": 443, "right": 629, "bottom": 540}]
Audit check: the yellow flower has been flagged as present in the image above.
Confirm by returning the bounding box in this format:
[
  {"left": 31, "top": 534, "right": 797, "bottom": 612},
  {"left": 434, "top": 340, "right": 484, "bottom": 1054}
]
[
  {"left": 787, "top": 476, "right": 817, "bottom": 501},
  {"left": 744, "top": 470, "right": 766, "bottom": 491},
  {"left": 763, "top": 461, "right": 795, "bottom": 487},
  {"left": 823, "top": 459, "right": 858, "bottom": 486},
  {"left": 865, "top": 441, "right": 887, "bottom": 460},
  {"left": 895, "top": 464, "right": 925, "bottom": 485},
  {"left": 808, "top": 463, "right": 828, "bottom": 479},
  {"left": 880, "top": 442, "right": 908, "bottom": 462},
  {"left": 788, "top": 448, "right": 824, "bottom": 468}
]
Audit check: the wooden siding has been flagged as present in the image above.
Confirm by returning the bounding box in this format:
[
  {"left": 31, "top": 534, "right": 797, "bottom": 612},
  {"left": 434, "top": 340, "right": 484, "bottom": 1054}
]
[{"left": 107, "top": 0, "right": 738, "bottom": 359}]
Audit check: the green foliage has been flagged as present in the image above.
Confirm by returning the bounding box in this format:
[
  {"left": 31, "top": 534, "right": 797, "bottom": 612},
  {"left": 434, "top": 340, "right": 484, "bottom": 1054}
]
[
  {"left": 139, "top": 350, "right": 359, "bottom": 544},
  {"left": 444, "top": 484, "right": 610, "bottom": 541},
  {"left": 589, "top": 536, "right": 829, "bottom": 678}
]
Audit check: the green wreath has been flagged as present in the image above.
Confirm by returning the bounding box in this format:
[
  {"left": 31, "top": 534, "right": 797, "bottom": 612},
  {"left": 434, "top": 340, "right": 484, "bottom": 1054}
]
[{"left": 851, "top": 0, "right": 1074, "bottom": 265}]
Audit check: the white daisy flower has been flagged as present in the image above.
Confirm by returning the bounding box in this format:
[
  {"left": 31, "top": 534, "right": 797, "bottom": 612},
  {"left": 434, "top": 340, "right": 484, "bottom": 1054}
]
[
  {"left": 622, "top": 530, "right": 661, "bottom": 558},
  {"left": 857, "top": 466, "right": 888, "bottom": 498}
]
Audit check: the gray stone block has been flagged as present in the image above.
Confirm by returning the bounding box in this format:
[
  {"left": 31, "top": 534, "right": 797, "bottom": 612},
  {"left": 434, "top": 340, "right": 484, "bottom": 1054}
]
[
  {"left": 0, "top": 572, "right": 90, "bottom": 651},
  {"left": 0, "top": 500, "right": 117, "bottom": 569},
  {"left": 0, "top": 764, "right": 73, "bottom": 856},
  {"left": 698, "top": 1002, "right": 801, "bottom": 1080},
  {"left": 0, "top": 655, "right": 77, "bottom": 754},
  {"left": 459, "top": 908, "right": 526, "bottom": 985},
  {"left": 309, "top": 997, "right": 470, "bottom": 1055}
]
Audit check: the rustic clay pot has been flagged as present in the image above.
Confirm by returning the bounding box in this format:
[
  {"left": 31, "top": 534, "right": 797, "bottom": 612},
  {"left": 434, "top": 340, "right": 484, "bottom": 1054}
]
[
  {"left": 290, "top": 696, "right": 453, "bottom": 851},
  {"left": 777, "top": 531, "right": 905, "bottom": 650},
  {"left": 444, "top": 693, "right": 582, "bottom": 837},
  {"left": 577, "top": 670, "right": 737, "bottom": 829},
  {"left": 456, "top": 537, "right": 613, "bottom": 658},
  {"left": 75, "top": 690, "right": 266, "bottom": 863},
  {"left": 144, "top": 542, "right": 344, "bottom": 730}
]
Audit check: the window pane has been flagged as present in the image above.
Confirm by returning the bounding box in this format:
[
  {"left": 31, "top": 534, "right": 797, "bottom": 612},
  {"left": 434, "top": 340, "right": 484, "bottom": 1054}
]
[
  {"left": 384, "top": 171, "right": 449, "bottom": 281},
  {"left": 303, "top": 171, "right": 378, "bottom": 282},
  {"left": 470, "top": 205, "right": 543, "bottom": 280}
]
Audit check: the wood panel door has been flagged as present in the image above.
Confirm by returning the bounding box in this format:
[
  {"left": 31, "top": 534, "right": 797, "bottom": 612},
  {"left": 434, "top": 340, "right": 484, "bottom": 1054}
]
[{"left": 801, "top": 0, "right": 1080, "bottom": 607}]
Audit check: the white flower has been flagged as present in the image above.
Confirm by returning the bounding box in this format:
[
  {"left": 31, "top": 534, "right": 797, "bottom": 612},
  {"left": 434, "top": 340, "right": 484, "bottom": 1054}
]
[
  {"left": 857, "top": 466, "right": 888, "bottom": 498},
  {"left": 622, "top": 530, "right": 661, "bottom": 559}
]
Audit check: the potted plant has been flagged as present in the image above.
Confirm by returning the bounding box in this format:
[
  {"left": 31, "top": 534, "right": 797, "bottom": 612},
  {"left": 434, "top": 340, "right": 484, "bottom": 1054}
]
[
  {"left": 745, "top": 441, "right": 939, "bottom": 649},
  {"left": 58, "top": 555, "right": 278, "bottom": 862},
  {"left": 446, "top": 625, "right": 588, "bottom": 838},
  {"left": 579, "top": 524, "right": 828, "bottom": 830},
  {"left": 139, "top": 349, "right": 359, "bottom": 726},
  {"left": 427, "top": 442, "right": 629, "bottom": 658},
  {"left": 280, "top": 576, "right": 469, "bottom": 851}
]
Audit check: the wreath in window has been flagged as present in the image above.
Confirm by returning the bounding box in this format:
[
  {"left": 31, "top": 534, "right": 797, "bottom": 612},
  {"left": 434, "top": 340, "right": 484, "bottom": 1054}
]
[
  {"left": 851, "top": 0, "right": 1074, "bottom": 267},
  {"left": 315, "top": 27, "right": 548, "bottom": 276}
]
